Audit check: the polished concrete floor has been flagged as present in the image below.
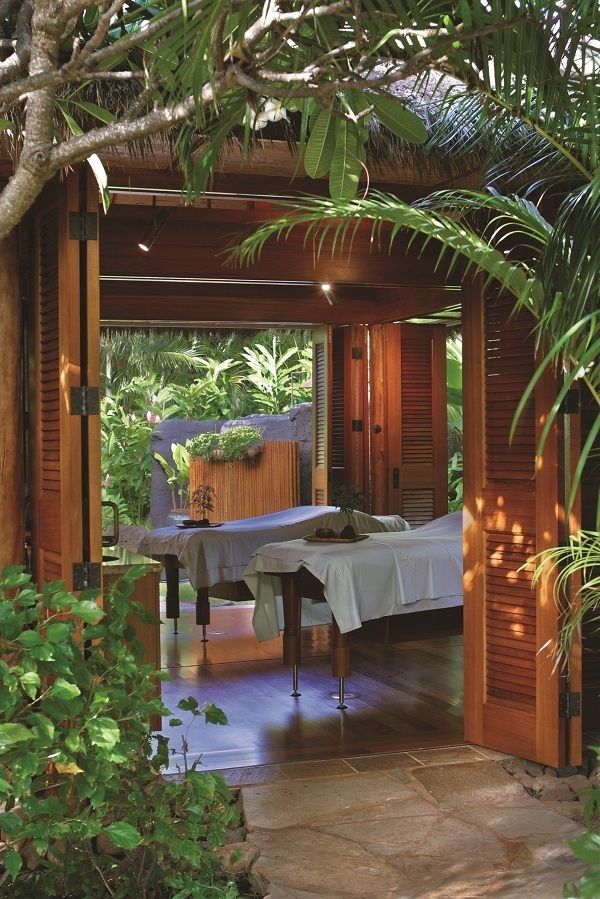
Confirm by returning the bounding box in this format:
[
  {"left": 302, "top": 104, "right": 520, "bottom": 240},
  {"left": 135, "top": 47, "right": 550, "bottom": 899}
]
[{"left": 159, "top": 601, "right": 464, "bottom": 772}]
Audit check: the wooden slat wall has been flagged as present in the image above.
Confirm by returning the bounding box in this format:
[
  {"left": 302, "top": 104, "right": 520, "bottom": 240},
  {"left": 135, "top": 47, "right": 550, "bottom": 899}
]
[
  {"left": 189, "top": 441, "right": 300, "bottom": 521},
  {"left": 330, "top": 327, "right": 347, "bottom": 492},
  {"left": 311, "top": 328, "right": 330, "bottom": 505},
  {"left": 464, "top": 283, "right": 565, "bottom": 766}
]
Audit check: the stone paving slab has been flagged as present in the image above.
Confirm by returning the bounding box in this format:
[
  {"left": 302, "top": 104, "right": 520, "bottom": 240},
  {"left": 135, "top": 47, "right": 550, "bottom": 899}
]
[
  {"left": 239, "top": 753, "right": 587, "bottom": 898},
  {"left": 243, "top": 772, "right": 418, "bottom": 830},
  {"left": 250, "top": 825, "right": 413, "bottom": 896},
  {"left": 409, "top": 760, "right": 527, "bottom": 809}
]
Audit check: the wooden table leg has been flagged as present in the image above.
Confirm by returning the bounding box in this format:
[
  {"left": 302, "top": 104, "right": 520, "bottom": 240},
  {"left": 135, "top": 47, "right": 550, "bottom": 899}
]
[
  {"left": 164, "top": 554, "right": 180, "bottom": 633},
  {"left": 196, "top": 586, "right": 210, "bottom": 642},
  {"left": 282, "top": 573, "right": 302, "bottom": 697},
  {"left": 331, "top": 616, "right": 351, "bottom": 710}
]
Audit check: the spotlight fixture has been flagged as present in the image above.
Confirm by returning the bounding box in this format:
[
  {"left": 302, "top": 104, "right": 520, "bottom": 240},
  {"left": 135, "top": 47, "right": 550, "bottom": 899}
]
[
  {"left": 320, "top": 282, "right": 336, "bottom": 306},
  {"left": 138, "top": 198, "right": 169, "bottom": 252}
]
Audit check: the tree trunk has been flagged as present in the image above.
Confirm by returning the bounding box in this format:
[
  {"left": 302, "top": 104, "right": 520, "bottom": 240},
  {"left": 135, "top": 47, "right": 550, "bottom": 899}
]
[{"left": 0, "top": 233, "right": 24, "bottom": 573}]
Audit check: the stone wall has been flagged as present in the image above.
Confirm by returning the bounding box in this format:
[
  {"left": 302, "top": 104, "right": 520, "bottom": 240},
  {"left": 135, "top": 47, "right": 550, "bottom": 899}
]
[{"left": 150, "top": 403, "right": 312, "bottom": 527}]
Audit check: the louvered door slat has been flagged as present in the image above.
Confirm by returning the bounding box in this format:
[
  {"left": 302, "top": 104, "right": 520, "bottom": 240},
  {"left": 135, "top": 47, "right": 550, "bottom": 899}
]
[{"left": 464, "top": 280, "right": 567, "bottom": 767}]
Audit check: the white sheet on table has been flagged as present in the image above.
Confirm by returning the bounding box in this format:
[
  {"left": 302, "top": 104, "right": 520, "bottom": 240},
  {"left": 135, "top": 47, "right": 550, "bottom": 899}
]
[
  {"left": 244, "top": 511, "right": 463, "bottom": 640},
  {"left": 137, "top": 505, "right": 409, "bottom": 590}
]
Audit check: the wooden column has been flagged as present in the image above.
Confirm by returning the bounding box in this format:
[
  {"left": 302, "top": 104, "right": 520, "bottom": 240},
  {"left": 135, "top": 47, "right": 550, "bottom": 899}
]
[{"left": 0, "top": 232, "right": 24, "bottom": 573}]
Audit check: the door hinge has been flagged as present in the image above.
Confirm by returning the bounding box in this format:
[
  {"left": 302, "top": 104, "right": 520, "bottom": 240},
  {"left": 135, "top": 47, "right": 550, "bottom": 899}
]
[
  {"left": 69, "top": 211, "right": 98, "bottom": 241},
  {"left": 559, "top": 692, "right": 581, "bottom": 718},
  {"left": 351, "top": 347, "right": 363, "bottom": 360},
  {"left": 72, "top": 562, "right": 101, "bottom": 591},
  {"left": 351, "top": 419, "right": 363, "bottom": 432},
  {"left": 70, "top": 386, "right": 100, "bottom": 416},
  {"left": 558, "top": 389, "right": 580, "bottom": 415}
]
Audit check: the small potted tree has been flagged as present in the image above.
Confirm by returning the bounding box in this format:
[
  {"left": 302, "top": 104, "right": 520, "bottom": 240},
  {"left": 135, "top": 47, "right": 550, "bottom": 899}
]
[
  {"left": 190, "top": 484, "right": 217, "bottom": 527},
  {"left": 332, "top": 484, "right": 366, "bottom": 539}
]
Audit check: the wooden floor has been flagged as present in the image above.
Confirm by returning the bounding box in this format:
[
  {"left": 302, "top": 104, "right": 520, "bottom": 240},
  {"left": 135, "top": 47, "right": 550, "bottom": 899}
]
[{"left": 160, "top": 602, "right": 464, "bottom": 770}]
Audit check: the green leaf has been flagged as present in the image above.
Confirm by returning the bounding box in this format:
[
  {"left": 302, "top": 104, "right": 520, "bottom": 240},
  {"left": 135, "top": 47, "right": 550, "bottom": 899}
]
[
  {"left": 70, "top": 600, "right": 103, "bottom": 624},
  {"left": 370, "top": 95, "right": 427, "bottom": 144},
  {"left": 0, "top": 117, "right": 15, "bottom": 132},
  {"left": 105, "top": 821, "right": 143, "bottom": 849},
  {"left": 304, "top": 108, "right": 336, "bottom": 178},
  {"left": 204, "top": 703, "right": 228, "bottom": 726},
  {"left": 45, "top": 622, "right": 71, "bottom": 643},
  {"left": 87, "top": 717, "right": 120, "bottom": 749},
  {"left": 168, "top": 718, "right": 183, "bottom": 727},
  {"left": 3, "top": 848, "right": 22, "bottom": 880},
  {"left": 20, "top": 671, "right": 41, "bottom": 699},
  {"left": 0, "top": 723, "right": 32, "bottom": 750},
  {"left": 51, "top": 678, "right": 81, "bottom": 701},
  {"left": 17, "top": 630, "right": 43, "bottom": 647},
  {"left": 329, "top": 120, "right": 361, "bottom": 200}
]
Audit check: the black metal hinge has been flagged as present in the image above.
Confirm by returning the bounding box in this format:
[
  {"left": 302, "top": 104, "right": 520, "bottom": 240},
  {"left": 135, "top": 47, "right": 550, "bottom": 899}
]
[
  {"left": 559, "top": 692, "right": 581, "bottom": 718},
  {"left": 69, "top": 211, "right": 98, "bottom": 241},
  {"left": 72, "top": 562, "right": 101, "bottom": 591},
  {"left": 351, "top": 420, "right": 363, "bottom": 432},
  {"left": 558, "top": 389, "right": 580, "bottom": 415},
  {"left": 70, "top": 386, "right": 100, "bottom": 416},
  {"left": 351, "top": 347, "right": 363, "bottom": 360}
]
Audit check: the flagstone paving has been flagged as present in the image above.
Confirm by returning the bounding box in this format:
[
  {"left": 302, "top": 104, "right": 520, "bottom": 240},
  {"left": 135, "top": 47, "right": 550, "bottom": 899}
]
[{"left": 220, "top": 745, "right": 587, "bottom": 898}]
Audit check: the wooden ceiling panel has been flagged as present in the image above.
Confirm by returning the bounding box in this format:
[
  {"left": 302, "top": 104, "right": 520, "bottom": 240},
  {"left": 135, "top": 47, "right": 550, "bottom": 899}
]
[{"left": 100, "top": 204, "right": 452, "bottom": 288}]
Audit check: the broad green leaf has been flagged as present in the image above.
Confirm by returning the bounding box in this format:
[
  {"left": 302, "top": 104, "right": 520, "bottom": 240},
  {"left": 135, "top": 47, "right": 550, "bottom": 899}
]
[
  {"left": 105, "top": 821, "right": 143, "bottom": 849},
  {"left": 3, "top": 849, "right": 22, "bottom": 880},
  {"left": 0, "top": 117, "right": 15, "bottom": 132},
  {"left": 329, "top": 120, "right": 361, "bottom": 200},
  {"left": 371, "top": 95, "right": 427, "bottom": 144},
  {"left": 304, "top": 108, "right": 336, "bottom": 178},
  {"left": 45, "top": 622, "right": 72, "bottom": 643},
  {"left": 17, "top": 630, "right": 43, "bottom": 647},
  {"left": 51, "top": 678, "right": 81, "bottom": 701},
  {"left": 0, "top": 723, "right": 32, "bottom": 750},
  {"left": 87, "top": 717, "right": 120, "bottom": 749},
  {"left": 70, "top": 600, "right": 103, "bottom": 624},
  {"left": 69, "top": 100, "right": 116, "bottom": 125},
  {"left": 204, "top": 703, "right": 227, "bottom": 726},
  {"left": 20, "top": 671, "right": 41, "bottom": 699}
]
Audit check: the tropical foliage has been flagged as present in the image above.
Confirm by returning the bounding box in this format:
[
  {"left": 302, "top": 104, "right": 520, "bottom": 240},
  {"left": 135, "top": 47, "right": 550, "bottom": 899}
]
[
  {"left": 0, "top": 566, "right": 237, "bottom": 898},
  {"left": 101, "top": 330, "right": 311, "bottom": 524},
  {"left": 0, "top": 0, "right": 549, "bottom": 236},
  {"left": 232, "top": 1, "right": 599, "bottom": 509}
]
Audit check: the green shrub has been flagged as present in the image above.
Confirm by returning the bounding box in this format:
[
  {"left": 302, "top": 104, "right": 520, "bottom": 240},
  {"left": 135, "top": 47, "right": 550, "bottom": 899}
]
[
  {"left": 187, "top": 426, "right": 263, "bottom": 462},
  {"left": 0, "top": 566, "right": 238, "bottom": 898}
]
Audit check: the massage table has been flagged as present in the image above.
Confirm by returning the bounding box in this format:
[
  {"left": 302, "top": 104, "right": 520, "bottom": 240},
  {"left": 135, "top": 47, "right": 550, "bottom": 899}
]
[
  {"left": 243, "top": 512, "right": 463, "bottom": 708},
  {"left": 137, "top": 505, "right": 409, "bottom": 637}
]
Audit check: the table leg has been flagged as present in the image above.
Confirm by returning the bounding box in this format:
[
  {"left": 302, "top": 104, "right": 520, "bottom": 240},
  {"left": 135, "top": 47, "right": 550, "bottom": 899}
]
[
  {"left": 282, "top": 574, "right": 302, "bottom": 697},
  {"left": 331, "top": 616, "right": 351, "bottom": 710},
  {"left": 196, "top": 586, "right": 210, "bottom": 642},
  {"left": 164, "top": 554, "right": 180, "bottom": 634}
]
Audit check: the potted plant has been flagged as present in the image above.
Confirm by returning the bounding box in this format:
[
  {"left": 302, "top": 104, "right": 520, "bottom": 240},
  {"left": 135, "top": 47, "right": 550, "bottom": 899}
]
[
  {"left": 332, "top": 484, "right": 365, "bottom": 539},
  {"left": 190, "top": 484, "right": 217, "bottom": 526},
  {"left": 153, "top": 442, "right": 190, "bottom": 522}
]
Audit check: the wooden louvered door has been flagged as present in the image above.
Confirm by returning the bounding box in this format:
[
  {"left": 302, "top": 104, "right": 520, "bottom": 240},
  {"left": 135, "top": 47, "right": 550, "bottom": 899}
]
[
  {"left": 30, "top": 170, "right": 101, "bottom": 590},
  {"left": 311, "top": 328, "right": 331, "bottom": 504},
  {"left": 463, "top": 282, "right": 574, "bottom": 766},
  {"left": 367, "top": 323, "right": 448, "bottom": 523}
]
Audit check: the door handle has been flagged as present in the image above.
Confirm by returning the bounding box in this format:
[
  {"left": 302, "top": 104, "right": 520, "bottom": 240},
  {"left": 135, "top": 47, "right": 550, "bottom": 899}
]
[
  {"left": 393, "top": 468, "right": 400, "bottom": 489},
  {"left": 101, "top": 500, "right": 120, "bottom": 548},
  {"left": 372, "top": 424, "right": 382, "bottom": 433}
]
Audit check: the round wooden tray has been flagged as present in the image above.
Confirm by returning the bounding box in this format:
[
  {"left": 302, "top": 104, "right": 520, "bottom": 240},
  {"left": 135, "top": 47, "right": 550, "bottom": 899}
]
[{"left": 303, "top": 534, "right": 369, "bottom": 544}]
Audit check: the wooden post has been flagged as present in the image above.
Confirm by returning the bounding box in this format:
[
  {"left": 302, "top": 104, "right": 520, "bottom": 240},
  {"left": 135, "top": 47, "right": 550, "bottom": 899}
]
[{"left": 0, "top": 233, "right": 24, "bottom": 573}]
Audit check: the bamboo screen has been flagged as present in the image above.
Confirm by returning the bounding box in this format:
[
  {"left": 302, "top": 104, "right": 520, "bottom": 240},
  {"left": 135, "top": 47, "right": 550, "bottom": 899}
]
[{"left": 189, "top": 440, "right": 300, "bottom": 522}]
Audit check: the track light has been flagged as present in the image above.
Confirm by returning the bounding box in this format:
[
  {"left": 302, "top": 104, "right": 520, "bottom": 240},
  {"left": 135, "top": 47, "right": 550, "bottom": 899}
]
[
  {"left": 321, "top": 282, "right": 336, "bottom": 306},
  {"left": 138, "top": 198, "right": 169, "bottom": 252}
]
